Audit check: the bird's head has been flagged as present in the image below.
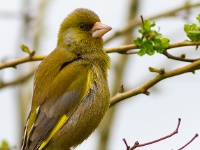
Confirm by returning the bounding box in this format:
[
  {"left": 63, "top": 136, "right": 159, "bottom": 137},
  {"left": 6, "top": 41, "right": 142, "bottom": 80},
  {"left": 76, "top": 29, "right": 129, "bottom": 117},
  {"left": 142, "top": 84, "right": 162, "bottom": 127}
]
[{"left": 57, "top": 8, "right": 112, "bottom": 53}]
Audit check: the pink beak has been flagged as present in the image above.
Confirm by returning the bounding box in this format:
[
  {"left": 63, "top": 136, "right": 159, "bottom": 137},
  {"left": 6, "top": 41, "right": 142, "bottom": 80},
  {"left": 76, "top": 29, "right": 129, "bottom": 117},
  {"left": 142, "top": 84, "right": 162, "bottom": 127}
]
[{"left": 90, "top": 22, "right": 112, "bottom": 38}]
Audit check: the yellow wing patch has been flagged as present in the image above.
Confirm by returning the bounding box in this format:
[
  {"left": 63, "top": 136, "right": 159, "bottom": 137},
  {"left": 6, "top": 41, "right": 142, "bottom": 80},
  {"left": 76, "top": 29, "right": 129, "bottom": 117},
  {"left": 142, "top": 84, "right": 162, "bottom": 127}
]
[
  {"left": 38, "top": 115, "right": 69, "bottom": 150},
  {"left": 38, "top": 70, "right": 92, "bottom": 149}
]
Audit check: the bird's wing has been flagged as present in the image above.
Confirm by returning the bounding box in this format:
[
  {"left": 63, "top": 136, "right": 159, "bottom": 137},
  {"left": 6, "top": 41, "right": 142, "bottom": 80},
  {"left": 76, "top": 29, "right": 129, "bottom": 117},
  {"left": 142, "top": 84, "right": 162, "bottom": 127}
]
[{"left": 22, "top": 57, "right": 93, "bottom": 150}]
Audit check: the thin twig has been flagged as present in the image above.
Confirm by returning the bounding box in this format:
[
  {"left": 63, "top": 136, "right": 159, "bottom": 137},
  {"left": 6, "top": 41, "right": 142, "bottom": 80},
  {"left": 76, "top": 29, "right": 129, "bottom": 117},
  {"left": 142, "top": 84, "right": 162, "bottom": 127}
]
[
  {"left": 163, "top": 50, "right": 199, "bottom": 62},
  {"left": 110, "top": 59, "right": 200, "bottom": 106},
  {"left": 123, "top": 138, "right": 130, "bottom": 150},
  {"left": 129, "top": 118, "right": 181, "bottom": 149},
  {"left": 105, "top": 40, "right": 200, "bottom": 54},
  {"left": 0, "top": 69, "right": 35, "bottom": 89},
  {"left": 178, "top": 133, "right": 199, "bottom": 150},
  {"left": 104, "top": 2, "right": 200, "bottom": 44},
  {"left": 122, "top": 119, "right": 181, "bottom": 150},
  {"left": 0, "top": 55, "right": 45, "bottom": 70}
]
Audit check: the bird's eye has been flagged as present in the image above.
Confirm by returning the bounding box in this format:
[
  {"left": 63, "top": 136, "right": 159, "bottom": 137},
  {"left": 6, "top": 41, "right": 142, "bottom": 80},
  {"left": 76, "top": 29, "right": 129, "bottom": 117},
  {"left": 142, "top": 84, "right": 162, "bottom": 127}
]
[{"left": 79, "top": 23, "right": 85, "bottom": 29}]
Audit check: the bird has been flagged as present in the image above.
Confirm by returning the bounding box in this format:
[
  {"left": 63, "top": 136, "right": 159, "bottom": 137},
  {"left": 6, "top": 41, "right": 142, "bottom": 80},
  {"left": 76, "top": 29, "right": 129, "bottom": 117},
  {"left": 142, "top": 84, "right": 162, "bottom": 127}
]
[{"left": 21, "top": 8, "right": 112, "bottom": 150}]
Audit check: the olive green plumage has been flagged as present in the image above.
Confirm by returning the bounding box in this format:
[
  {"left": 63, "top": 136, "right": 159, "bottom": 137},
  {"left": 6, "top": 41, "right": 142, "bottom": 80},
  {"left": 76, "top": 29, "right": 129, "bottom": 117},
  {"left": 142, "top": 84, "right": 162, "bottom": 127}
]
[{"left": 21, "top": 8, "right": 111, "bottom": 150}]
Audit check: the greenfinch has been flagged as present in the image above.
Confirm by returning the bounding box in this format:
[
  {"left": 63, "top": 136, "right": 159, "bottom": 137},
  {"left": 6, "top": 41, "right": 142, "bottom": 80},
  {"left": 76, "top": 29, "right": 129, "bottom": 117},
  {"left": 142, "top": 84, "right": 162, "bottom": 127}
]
[{"left": 21, "top": 8, "right": 111, "bottom": 150}]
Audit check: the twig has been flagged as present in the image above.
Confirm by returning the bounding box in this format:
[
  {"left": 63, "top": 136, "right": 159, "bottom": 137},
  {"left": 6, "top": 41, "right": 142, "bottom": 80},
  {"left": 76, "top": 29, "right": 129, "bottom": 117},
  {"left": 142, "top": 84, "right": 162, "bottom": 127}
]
[
  {"left": 0, "top": 55, "right": 45, "bottom": 70},
  {"left": 123, "top": 118, "right": 181, "bottom": 150},
  {"left": 130, "top": 118, "right": 181, "bottom": 149},
  {"left": 105, "top": 44, "right": 138, "bottom": 53},
  {"left": 123, "top": 138, "right": 130, "bottom": 150},
  {"left": 105, "top": 41, "right": 200, "bottom": 54},
  {"left": 104, "top": 2, "right": 200, "bottom": 44},
  {"left": 163, "top": 50, "right": 199, "bottom": 62},
  {"left": 178, "top": 133, "right": 199, "bottom": 150},
  {"left": 149, "top": 67, "right": 165, "bottom": 74},
  {"left": 110, "top": 59, "right": 200, "bottom": 107},
  {"left": 0, "top": 69, "right": 35, "bottom": 89}
]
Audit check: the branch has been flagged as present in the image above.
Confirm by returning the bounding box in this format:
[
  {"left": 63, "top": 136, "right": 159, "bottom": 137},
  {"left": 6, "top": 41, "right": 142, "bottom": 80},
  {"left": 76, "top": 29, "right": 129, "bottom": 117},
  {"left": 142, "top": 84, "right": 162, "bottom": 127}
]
[
  {"left": 106, "top": 41, "right": 200, "bottom": 62},
  {"left": 163, "top": 50, "right": 199, "bottom": 62},
  {"left": 0, "top": 55, "right": 45, "bottom": 70},
  {"left": 110, "top": 59, "right": 200, "bottom": 107},
  {"left": 123, "top": 118, "right": 181, "bottom": 150},
  {"left": 1, "top": 40, "right": 199, "bottom": 70},
  {"left": 178, "top": 134, "right": 199, "bottom": 150},
  {"left": 105, "top": 41, "right": 200, "bottom": 54},
  {"left": 163, "top": 41, "right": 200, "bottom": 62},
  {"left": 0, "top": 69, "right": 35, "bottom": 89},
  {"left": 105, "top": 44, "right": 138, "bottom": 53},
  {"left": 104, "top": 2, "right": 200, "bottom": 44}
]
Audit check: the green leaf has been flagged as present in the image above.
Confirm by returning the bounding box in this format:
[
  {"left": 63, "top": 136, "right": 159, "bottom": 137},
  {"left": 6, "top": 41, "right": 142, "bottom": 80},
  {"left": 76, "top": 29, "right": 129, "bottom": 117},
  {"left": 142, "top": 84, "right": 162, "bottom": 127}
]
[
  {"left": 196, "top": 14, "right": 200, "bottom": 23},
  {"left": 0, "top": 140, "right": 9, "bottom": 149},
  {"left": 145, "top": 41, "right": 154, "bottom": 55},
  {"left": 161, "top": 38, "right": 170, "bottom": 48},
  {"left": 133, "top": 38, "right": 143, "bottom": 47},
  {"left": 143, "top": 20, "right": 151, "bottom": 31},
  {"left": 184, "top": 16, "right": 200, "bottom": 42},
  {"left": 184, "top": 24, "right": 197, "bottom": 33},
  {"left": 184, "top": 24, "right": 189, "bottom": 33},
  {"left": 138, "top": 47, "right": 146, "bottom": 56},
  {"left": 134, "top": 18, "right": 170, "bottom": 56},
  {"left": 189, "top": 30, "right": 200, "bottom": 34},
  {"left": 154, "top": 39, "right": 162, "bottom": 49},
  {"left": 154, "top": 38, "right": 169, "bottom": 54},
  {"left": 140, "top": 19, "right": 155, "bottom": 35},
  {"left": 155, "top": 33, "right": 162, "bottom": 39},
  {"left": 20, "top": 44, "right": 31, "bottom": 54}
]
